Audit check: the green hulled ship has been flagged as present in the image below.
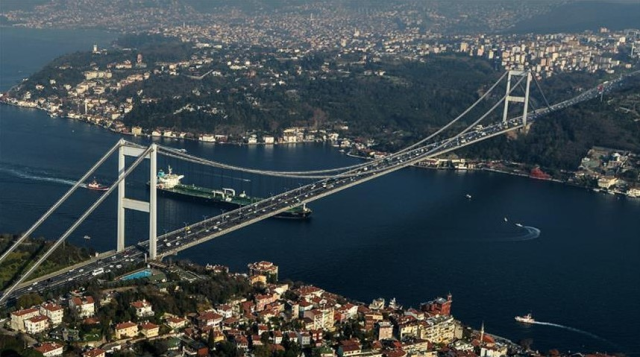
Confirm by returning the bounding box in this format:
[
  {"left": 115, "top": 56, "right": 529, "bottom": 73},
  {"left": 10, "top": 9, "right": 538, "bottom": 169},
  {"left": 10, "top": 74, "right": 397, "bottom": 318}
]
[{"left": 156, "top": 167, "right": 312, "bottom": 219}]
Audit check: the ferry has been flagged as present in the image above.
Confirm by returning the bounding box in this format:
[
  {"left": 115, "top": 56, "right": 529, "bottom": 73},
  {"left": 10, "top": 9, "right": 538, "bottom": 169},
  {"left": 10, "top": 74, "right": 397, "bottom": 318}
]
[
  {"left": 86, "top": 178, "right": 109, "bottom": 191},
  {"left": 515, "top": 313, "right": 535, "bottom": 324}
]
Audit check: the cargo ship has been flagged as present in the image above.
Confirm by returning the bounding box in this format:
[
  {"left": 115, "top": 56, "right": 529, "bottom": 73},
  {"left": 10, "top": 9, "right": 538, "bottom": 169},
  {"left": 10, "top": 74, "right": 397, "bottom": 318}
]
[{"left": 155, "top": 167, "right": 312, "bottom": 219}]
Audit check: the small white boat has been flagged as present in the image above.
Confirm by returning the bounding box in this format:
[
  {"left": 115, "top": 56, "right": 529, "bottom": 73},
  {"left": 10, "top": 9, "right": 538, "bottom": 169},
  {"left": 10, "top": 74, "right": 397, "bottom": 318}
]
[
  {"left": 515, "top": 313, "right": 535, "bottom": 324},
  {"left": 515, "top": 223, "right": 523, "bottom": 227},
  {"left": 466, "top": 194, "right": 472, "bottom": 199},
  {"left": 504, "top": 217, "right": 508, "bottom": 222}
]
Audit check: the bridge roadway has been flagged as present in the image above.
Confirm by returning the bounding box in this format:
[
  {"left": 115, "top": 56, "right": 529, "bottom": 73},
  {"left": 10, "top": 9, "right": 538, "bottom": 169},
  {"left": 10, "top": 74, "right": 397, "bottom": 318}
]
[{"left": 2, "top": 72, "right": 633, "bottom": 303}]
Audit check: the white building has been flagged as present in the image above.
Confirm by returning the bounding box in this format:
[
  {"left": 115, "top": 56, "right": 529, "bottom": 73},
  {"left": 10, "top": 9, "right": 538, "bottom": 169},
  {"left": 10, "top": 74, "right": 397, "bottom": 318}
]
[
  {"left": 10, "top": 307, "right": 40, "bottom": 332},
  {"left": 40, "top": 303, "right": 64, "bottom": 326},
  {"left": 34, "top": 342, "right": 64, "bottom": 357},
  {"left": 25, "top": 315, "right": 49, "bottom": 334},
  {"left": 131, "top": 299, "right": 154, "bottom": 318},
  {"left": 69, "top": 296, "right": 95, "bottom": 318}
]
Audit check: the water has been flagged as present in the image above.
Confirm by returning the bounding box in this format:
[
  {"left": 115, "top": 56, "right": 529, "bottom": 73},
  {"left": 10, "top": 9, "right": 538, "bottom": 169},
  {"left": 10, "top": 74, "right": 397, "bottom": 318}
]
[
  {"left": 1, "top": 28, "right": 640, "bottom": 356},
  {"left": 121, "top": 269, "right": 152, "bottom": 281}
]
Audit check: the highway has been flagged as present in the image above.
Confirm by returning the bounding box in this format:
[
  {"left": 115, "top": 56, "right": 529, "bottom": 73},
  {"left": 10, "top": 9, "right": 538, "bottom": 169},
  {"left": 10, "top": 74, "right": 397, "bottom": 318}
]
[{"left": 1, "top": 70, "right": 635, "bottom": 304}]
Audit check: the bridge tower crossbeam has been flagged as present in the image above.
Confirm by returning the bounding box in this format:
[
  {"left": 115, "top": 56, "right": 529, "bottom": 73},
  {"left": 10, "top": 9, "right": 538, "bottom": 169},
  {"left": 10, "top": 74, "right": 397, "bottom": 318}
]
[{"left": 502, "top": 69, "right": 532, "bottom": 133}]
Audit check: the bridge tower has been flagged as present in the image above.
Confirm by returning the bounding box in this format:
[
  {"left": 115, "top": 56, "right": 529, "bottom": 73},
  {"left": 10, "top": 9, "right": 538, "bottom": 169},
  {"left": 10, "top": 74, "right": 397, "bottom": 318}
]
[
  {"left": 117, "top": 141, "right": 158, "bottom": 259},
  {"left": 502, "top": 69, "right": 532, "bottom": 133}
]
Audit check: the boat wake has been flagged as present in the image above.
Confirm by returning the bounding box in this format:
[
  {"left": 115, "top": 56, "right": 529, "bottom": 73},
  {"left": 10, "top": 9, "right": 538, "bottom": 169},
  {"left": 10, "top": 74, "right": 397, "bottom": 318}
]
[
  {"left": 0, "top": 164, "right": 85, "bottom": 188},
  {"left": 488, "top": 226, "right": 541, "bottom": 242},
  {"left": 511, "top": 226, "right": 540, "bottom": 241},
  {"left": 530, "top": 320, "right": 616, "bottom": 346}
]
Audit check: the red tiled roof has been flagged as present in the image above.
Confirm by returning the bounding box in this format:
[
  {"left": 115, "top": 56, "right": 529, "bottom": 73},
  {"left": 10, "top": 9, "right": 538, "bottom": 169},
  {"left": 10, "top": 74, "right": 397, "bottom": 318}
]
[
  {"left": 12, "top": 307, "right": 39, "bottom": 316},
  {"left": 115, "top": 321, "right": 137, "bottom": 330},
  {"left": 83, "top": 348, "right": 106, "bottom": 357},
  {"left": 131, "top": 300, "right": 151, "bottom": 309},
  {"left": 34, "top": 342, "right": 63, "bottom": 354},
  {"left": 41, "top": 303, "right": 63, "bottom": 312},
  {"left": 28, "top": 315, "right": 49, "bottom": 323},
  {"left": 141, "top": 322, "right": 159, "bottom": 330}
]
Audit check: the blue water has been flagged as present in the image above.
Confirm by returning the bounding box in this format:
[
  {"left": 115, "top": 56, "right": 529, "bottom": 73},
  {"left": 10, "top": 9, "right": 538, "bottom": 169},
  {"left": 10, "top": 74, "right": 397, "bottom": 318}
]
[
  {"left": 1, "top": 28, "right": 639, "bottom": 355},
  {"left": 121, "top": 269, "right": 152, "bottom": 281}
]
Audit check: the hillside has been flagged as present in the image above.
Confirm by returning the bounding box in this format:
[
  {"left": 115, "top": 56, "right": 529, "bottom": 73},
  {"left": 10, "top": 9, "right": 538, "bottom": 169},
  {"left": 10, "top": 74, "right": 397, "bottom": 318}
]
[{"left": 459, "top": 75, "right": 640, "bottom": 171}]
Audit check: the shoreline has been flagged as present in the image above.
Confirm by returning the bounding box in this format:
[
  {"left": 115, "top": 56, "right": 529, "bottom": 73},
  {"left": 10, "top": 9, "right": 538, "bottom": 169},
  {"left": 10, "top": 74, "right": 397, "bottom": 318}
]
[
  {"left": 3, "top": 100, "right": 639, "bottom": 200},
  {"left": 0, "top": 100, "right": 330, "bottom": 147},
  {"left": 345, "top": 151, "right": 640, "bottom": 199}
]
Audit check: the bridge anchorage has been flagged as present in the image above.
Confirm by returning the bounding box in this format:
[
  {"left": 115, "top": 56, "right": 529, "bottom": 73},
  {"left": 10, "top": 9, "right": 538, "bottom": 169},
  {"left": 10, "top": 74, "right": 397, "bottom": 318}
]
[{"left": 0, "top": 69, "right": 637, "bottom": 305}]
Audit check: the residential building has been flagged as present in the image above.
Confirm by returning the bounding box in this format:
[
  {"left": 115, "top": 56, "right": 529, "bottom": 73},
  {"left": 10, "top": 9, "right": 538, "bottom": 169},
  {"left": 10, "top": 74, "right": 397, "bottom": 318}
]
[
  {"left": 40, "top": 303, "right": 64, "bottom": 326},
  {"left": 339, "top": 339, "right": 361, "bottom": 357},
  {"left": 83, "top": 348, "right": 106, "bottom": 357},
  {"left": 166, "top": 316, "right": 188, "bottom": 330},
  {"left": 419, "top": 316, "right": 458, "bottom": 344},
  {"left": 115, "top": 321, "right": 138, "bottom": 340},
  {"left": 297, "top": 331, "right": 311, "bottom": 346},
  {"left": 420, "top": 294, "right": 452, "bottom": 316},
  {"left": 25, "top": 315, "right": 49, "bottom": 334},
  {"left": 131, "top": 299, "right": 154, "bottom": 318},
  {"left": 184, "top": 341, "right": 209, "bottom": 357},
  {"left": 247, "top": 261, "right": 279, "bottom": 282},
  {"left": 377, "top": 321, "right": 394, "bottom": 340},
  {"left": 304, "top": 306, "right": 335, "bottom": 331},
  {"left": 33, "top": 342, "right": 64, "bottom": 357},
  {"left": 597, "top": 176, "right": 618, "bottom": 189},
  {"left": 140, "top": 322, "right": 160, "bottom": 338},
  {"left": 69, "top": 296, "right": 95, "bottom": 318},
  {"left": 255, "top": 293, "right": 278, "bottom": 312},
  {"left": 10, "top": 307, "right": 40, "bottom": 332},
  {"left": 197, "top": 311, "right": 223, "bottom": 329}
]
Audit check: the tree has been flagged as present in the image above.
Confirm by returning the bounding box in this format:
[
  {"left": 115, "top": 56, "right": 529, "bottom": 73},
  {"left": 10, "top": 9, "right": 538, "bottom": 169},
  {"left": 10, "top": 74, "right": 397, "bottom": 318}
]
[{"left": 16, "top": 293, "right": 43, "bottom": 309}]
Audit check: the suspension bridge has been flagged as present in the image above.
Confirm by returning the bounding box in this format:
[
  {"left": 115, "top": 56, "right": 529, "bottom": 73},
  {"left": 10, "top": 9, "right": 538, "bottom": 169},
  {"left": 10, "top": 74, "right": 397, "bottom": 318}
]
[{"left": 0, "top": 69, "right": 636, "bottom": 304}]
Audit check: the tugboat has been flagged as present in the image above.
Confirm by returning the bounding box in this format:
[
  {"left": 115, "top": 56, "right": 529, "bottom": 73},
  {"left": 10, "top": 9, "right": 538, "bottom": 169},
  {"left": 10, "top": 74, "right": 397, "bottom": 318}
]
[
  {"left": 86, "top": 178, "right": 109, "bottom": 191},
  {"left": 515, "top": 313, "right": 535, "bottom": 324}
]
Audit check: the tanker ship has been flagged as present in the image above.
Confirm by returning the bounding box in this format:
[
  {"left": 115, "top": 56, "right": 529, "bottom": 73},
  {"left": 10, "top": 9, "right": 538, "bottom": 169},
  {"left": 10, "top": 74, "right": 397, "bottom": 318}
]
[{"left": 155, "top": 167, "right": 312, "bottom": 219}]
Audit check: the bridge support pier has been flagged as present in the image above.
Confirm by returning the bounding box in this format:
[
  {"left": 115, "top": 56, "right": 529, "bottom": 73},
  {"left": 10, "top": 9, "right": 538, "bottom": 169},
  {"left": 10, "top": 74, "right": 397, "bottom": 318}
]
[
  {"left": 502, "top": 70, "right": 532, "bottom": 133},
  {"left": 117, "top": 142, "right": 158, "bottom": 259}
]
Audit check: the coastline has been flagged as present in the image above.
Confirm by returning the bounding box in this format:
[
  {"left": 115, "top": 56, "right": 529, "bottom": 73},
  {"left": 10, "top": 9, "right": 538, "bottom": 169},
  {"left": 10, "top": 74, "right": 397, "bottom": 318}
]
[
  {"left": 0, "top": 100, "right": 327, "bottom": 147},
  {"left": 3, "top": 99, "right": 638, "bottom": 201},
  {"left": 345, "top": 151, "right": 640, "bottom": 199}
]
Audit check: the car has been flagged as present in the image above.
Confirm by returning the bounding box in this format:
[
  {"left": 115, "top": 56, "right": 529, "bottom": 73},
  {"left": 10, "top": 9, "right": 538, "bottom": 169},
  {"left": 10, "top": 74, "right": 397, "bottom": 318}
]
[
  {"left": 116, "top": 264, "right": 122, "bottom": 269},
  {"left": 78, "top": 269, "right": 84, "bottom": 273}
]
